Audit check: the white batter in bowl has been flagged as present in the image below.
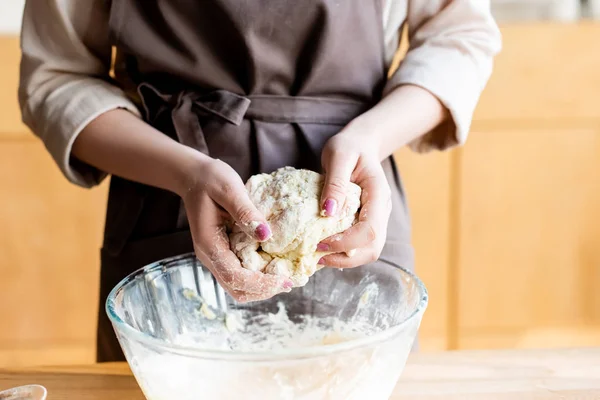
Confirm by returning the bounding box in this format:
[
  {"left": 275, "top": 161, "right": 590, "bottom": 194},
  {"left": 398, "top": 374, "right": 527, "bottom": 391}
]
[{"left": 106, "top": 254, "right": 427, "bottom": 400}]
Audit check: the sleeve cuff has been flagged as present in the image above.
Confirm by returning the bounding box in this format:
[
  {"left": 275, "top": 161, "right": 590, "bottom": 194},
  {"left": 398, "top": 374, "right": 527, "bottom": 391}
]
[
  {"left": 23, "top": 78, "right": 141, "bottom": 188},
  {"left": 384, "top": 46, "right": 492, "bottom": 153}
]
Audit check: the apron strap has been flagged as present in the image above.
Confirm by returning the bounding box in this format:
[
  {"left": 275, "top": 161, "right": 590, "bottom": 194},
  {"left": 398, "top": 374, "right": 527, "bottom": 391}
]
[
  {"left": 246, "top": 95, "right": 370, "bottom": 125},
  {"left": 138, "top": 82, "right": 371, "bottom": 137}
]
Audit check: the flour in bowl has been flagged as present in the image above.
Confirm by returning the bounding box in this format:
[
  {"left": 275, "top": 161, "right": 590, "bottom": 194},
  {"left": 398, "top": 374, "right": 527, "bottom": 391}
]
[{"left": 127, "top": 300, "right": 409, "bottom": 400}]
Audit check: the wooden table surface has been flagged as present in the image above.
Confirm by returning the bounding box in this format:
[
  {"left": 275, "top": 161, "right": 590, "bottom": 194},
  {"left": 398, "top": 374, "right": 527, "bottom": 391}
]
[{"left": 1, "top": 348, "right": 599, "bottom": 399}]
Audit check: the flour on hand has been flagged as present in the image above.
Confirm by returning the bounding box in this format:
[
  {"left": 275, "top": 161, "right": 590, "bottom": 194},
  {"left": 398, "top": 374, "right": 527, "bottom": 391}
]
[{"left": 230, "top": 167, "right": 361, "bottom": 287}]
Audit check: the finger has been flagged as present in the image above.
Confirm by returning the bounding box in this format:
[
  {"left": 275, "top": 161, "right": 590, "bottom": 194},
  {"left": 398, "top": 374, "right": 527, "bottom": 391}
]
[
  {"left": 197, "top": 242, "right": 292, "bottom": 297},
  {"left": 318, "top": 246, "right": 382, "bottom": 269},
  {"left": 318, "top": 220, "right": 376, "bottom": 253},
  {"left": 319, "top": 176, "right": 391, "bottom": 253},
  {"left": 210, "top": 174, "right": 272, "bottom": 241},
  {"left": 190, "top": 197, "right": 292, "bottom": 296},
  {"left": 211, "top": 254, "right": 293, "bottom": 295},
  {"left": 320, "top": 149, "right": 358, "bottom": 217},
  {"left": 197, "top": 230, "right": 293, "bottom": 295}
]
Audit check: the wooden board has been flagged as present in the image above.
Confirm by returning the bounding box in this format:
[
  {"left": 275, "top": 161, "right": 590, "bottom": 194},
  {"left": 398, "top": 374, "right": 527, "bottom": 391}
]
[
  {"left": 394, "top": 348, "right": 600, "bottom": 399},
  {"left": 456, "top": 127, "right": 600, "bottom": 349},
  {"left": 0, "top": 370, "right": 144, "bottom": 400},
  {"left": 1, "top": 348, "right": 599, "bottom": 399}
]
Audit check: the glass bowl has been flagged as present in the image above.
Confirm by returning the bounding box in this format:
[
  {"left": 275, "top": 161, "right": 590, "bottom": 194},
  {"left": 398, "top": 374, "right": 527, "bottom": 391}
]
[{"left": 106, "top": 253, "right": 428, "bottom": 400}]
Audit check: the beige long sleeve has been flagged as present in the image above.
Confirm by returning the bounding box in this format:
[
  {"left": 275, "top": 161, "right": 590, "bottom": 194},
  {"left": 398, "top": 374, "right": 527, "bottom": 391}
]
[
  {"left": 385, "top": 0, "right": 502, "bottom": 152},
  {"left": 19, "top": 0, "right": 140, "bottom": 187},
  {"left": 19, "top": 0, "right": 500, "bottom": 188}
]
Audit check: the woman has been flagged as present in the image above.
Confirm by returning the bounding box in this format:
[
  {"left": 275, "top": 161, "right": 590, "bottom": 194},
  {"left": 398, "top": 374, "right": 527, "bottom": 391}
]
[{"left": 19, "top": 0, "right": 501, "bottom": 361}]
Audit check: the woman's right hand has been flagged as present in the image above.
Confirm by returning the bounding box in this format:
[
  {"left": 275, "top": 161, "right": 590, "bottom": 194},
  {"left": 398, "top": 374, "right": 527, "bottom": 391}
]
[{"left": 181, "top": 157, "right": 294, "bottom": 302}]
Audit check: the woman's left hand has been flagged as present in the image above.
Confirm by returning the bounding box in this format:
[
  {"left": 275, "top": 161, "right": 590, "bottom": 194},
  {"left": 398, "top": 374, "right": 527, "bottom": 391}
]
[{"left": 317, "top": 121, "right": 392, "bottom": 268}]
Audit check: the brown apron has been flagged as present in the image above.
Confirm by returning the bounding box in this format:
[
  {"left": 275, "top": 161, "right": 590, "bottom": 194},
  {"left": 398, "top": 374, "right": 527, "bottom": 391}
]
[{"left": 98, "top": 0, "right": 414, "bottom": 362}]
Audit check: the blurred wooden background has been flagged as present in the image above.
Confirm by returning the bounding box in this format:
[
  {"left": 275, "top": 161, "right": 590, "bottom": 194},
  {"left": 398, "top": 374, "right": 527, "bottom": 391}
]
[{"left": 1, "top": 23, "right": 600, "bottom": 368}]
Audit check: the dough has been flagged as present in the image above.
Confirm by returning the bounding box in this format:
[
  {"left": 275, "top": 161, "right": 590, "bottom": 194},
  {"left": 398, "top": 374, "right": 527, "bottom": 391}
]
[{"left": 230, "top": 167, "right": 361, "bottom": 287}]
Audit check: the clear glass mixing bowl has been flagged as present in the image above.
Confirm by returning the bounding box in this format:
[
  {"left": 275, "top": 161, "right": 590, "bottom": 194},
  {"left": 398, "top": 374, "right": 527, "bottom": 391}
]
[{"left": 106, "top": 253, "right": 428, "bottom": 400}]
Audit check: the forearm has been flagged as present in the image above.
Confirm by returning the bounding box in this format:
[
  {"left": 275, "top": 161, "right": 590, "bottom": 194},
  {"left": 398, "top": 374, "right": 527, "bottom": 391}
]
[
  {"left": 72, "top": 109, "right": 204, "bottom": 197},
  {"left": 351, "top": 84, "right": 448, "bottom": 160}
]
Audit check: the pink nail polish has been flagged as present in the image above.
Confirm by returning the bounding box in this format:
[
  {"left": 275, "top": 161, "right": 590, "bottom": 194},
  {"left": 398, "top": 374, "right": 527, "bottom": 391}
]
[
  {"left": 317, "top": 243, "right": 330, "bottom": 252},
  {"left": 283, "top": 280, "right": 294, "bottom": 289},
  {"left": 322, "top": 199, "right": 337, "bottom": 217},
  {"left": 255, "top": 223, "right": 272, "bottom": 241},
  {"left": 318, "top": 257, "right": 326, "bottom": 265}
]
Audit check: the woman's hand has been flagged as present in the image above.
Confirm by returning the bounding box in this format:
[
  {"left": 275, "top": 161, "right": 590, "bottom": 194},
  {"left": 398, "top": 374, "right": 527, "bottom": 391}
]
[
  {"left": 182, "top": 158, "right": 294, "bottom": 302},
  {"left": 317, "top": 121, "right": 392, "bottom": 268},
  {"left": 316, "top": 85, "right": 450, "bottom": 267},
  {"left": 74, "top": 110, "right": 292, "bottom": 303}
]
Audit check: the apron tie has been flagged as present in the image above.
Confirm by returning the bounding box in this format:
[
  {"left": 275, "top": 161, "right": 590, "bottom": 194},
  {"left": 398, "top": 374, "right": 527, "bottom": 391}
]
[
  {"left": 138, "top": 82, "right": 371, "bottom": 157},
  {"left": 138, "top": 83, "right": 251, "bottom": 155}
]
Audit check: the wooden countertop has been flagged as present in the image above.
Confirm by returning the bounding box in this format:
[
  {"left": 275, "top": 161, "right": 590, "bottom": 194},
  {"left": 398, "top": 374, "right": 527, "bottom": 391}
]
[{"left": 1, "top": 348, "right": 599, "bottom": 399}]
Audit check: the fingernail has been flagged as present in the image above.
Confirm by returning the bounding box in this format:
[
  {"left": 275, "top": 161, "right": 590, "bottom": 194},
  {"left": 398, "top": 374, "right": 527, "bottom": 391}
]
[
  {"left": 317, "top": 243, "right": 329, "bottom": 252},
  {"left": 318, "top": 257, "right": 326, "bottom": 265},
  {"left": 255, "top": 223, "right": 272, "bottom": 241},
  {"left": 322, "top": 199, "right": 337, "bottom": 217},
  {"left": 283, "top": 280, "right": 294, "bottom": 289}
]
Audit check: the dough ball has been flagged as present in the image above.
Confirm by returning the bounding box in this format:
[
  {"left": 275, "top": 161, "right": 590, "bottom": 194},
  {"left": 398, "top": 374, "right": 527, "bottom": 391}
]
[{"left": 229, "top": 167, "right": 361, "bottom": 287}]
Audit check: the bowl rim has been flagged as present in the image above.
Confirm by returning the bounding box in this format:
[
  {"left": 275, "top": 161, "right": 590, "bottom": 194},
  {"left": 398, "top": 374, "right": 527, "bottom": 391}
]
[{"left": 106, "top": 252, "right": 428, "bottom": 362}]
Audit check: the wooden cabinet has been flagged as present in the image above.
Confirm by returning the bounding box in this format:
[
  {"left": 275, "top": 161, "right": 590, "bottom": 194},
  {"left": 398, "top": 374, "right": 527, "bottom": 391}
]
[
  {"left": 0, "top": 37, "right": 107, "bottom": 366},
  {"left": 0, "top": 140, "right": 108, "bottom": 367},
  {"left": 456, "top": 128, "right": 600, "bottom": 349},
  {"left": 395, "top": 149, "right": 453, "bottom": 352},
  {"left": 474, "top": 23, "right": 600, "bottom": 122},
  {"left": 453, "top": 22, "right": 600, "bottom": 349},
  {"left": 399, "top": 23, "right": 600, "bottom": 351}
]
